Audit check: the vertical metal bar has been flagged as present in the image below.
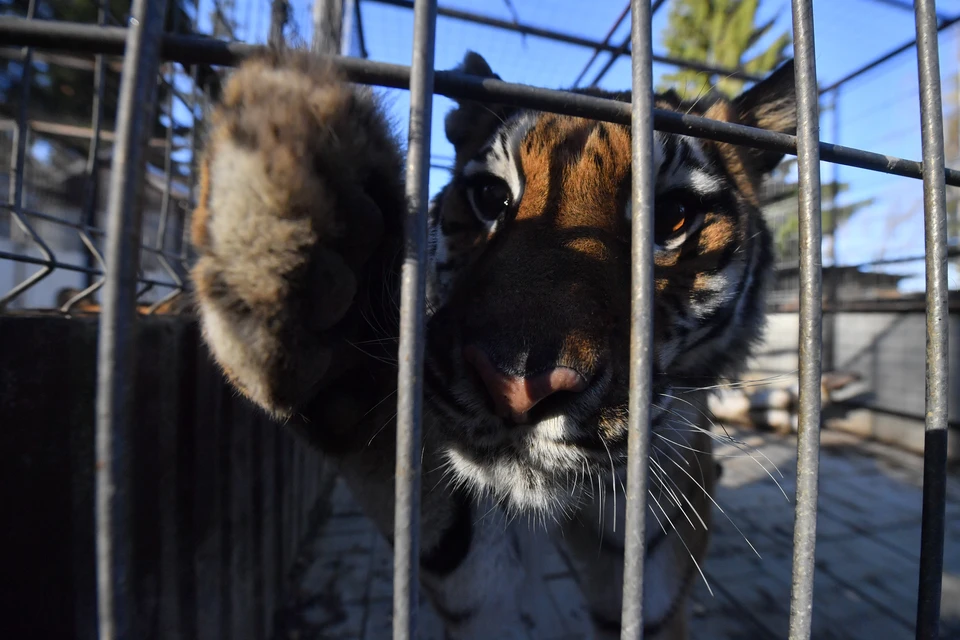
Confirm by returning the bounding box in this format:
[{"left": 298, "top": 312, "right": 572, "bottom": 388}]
[
  {"left": 393, "top": 0, "right": 436, "bottom": 638},
  {"left": 145, "top": 1, "right": 184, "bottom": 309},
  {"left": 312, "top": 0, "right": 343, "bottom": 54},
  {"left": 269, "top": 0, "right": 289, "bottom": 47},
  {"left": 81, "top": 0, "right": 109, "bottom": 290},
  {"left": 620, "top": 0, "right": 654, "bottom": 638},
  {"left": 787, "top": 0, "right": 824, "bottom": 637},
  {"left": 146, "top": 62, "right": 185, "bottom": 313},
  {"left": 94, "top": 1, "right": 168, "bottom": 638},
  {"left": 341, "top": 0, "right": 357, "bottom": 56},
  {"left": 912, "top": 0, "right": 950, "bottom": 636}
]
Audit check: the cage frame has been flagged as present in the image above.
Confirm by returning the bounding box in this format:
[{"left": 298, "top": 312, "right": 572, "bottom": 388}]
[{"left": 0, "top": 0, "right": 952, "bottom": 638}]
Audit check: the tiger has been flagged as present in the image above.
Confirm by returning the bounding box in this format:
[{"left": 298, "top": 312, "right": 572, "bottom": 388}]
[{"left": 189, "top": 49, "right": 795, "bottom": 639}]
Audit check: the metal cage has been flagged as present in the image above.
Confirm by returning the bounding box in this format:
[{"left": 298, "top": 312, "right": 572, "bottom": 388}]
[{"left": 0, "top": 0, "right": 952, "bottom": 638}]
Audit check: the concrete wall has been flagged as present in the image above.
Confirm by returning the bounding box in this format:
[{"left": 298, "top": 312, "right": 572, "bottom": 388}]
[
  {"left": 750, "top": 311, "right": 960, "bottom": 457},
  {"left": 0, "top": 315, "right": 337, "bottom": 640}
]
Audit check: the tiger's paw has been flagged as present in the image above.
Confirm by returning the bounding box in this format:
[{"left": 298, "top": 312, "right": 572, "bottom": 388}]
[{"left": 190, "top": 50, "right": 404, "bottom": 418}]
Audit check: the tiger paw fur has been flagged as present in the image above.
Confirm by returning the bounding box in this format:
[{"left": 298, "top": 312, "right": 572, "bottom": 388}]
[{"left": 190, "top": 51, "right": 405, "bottom": 418}]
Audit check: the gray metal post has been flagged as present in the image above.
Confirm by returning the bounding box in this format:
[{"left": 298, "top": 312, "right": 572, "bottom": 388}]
[
  {"left": 94, "top": 0, "right": 168, "bottom": 637},
  {"left": 823, "top": 90, "right": 841, "bottom": 372},
  {"left": 1, "top": 0, "right": 54, "bottom": 309},
  {"left": 787, "top": 0, "right": 824, "bottom": 637},
  {"left": 313, "top": 0, "right": 344, "bottom": 55},
  {"left": 393, "top": 0, "right": 437, "bottom": 638},
  {"left": 620, "top": 0, "right": 654, "bottom": 637},
  {"left": 912, "top": 0, "right": 950, "bottom": 637}
]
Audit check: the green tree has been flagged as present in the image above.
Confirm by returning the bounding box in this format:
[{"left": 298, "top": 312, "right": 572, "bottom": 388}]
[{"left": 659, "top": 0, "right": 791, "bottom": 99}]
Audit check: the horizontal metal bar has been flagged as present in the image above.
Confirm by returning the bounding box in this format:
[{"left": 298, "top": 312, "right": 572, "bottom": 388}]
[
  {"left": 3, "top": 18, "right": 957, "bottom": 187},
  {"left": 1, "top": 206, "right": 189, "bottom": 263},
  {"left": 868, "top": 0, "right": 951, "bottom": 24},
  {"left": 0, "top": 118, "right": 174, "bottom": 148},
  {"left": 843, "top": 248, "right": 960, "bottom": 269},
  {"left": 571, "top": 1, "right": 630, "bottom": 88},
  {"left": 587, "top": 0, "right": 668, "bottom": 88},
  {"left": 0, "top": 251, "right": 180, "bottom": 289},
  {"left": 349, "top": 0, "right": 766, "bottom": 81},
  {"left": 820, "top": 13, "right": 960, "bottom": 94}
]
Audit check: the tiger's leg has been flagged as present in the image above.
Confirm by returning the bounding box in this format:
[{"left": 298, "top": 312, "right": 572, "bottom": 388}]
[
  {"left": 336, "top": 444, "right": 535, "bottom": 640},
  {"left": 557, "top": 428, "right": 716, "bottom": 640}
]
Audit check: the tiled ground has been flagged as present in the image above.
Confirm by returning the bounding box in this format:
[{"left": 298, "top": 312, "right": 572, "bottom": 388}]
[{"left": 281, "top": 428, "right": 960, "bottom": 639}]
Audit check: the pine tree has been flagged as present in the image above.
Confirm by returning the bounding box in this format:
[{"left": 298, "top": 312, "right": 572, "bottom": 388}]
[{"left": 658, "top": 0, "right": 790, "bottom": 99}]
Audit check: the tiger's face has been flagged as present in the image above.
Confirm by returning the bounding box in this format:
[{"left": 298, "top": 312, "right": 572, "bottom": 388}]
[{"left": 424, "top": 53, "right": 796, "bottom": 514}]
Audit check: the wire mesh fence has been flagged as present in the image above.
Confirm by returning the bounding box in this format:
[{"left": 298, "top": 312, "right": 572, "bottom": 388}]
[{"left": 0, "top": 0, "right": 954, "bottom": 638}]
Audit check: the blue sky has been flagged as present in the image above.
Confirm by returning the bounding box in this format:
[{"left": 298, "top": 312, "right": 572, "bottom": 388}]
[{"left": 192, "top": 0, "right": 960, "bottom": 291}]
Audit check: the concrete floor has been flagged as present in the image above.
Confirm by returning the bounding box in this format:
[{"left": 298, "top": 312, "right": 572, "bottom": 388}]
[{"left": 280, "top": 427, "right": 960, "bottom": 639}]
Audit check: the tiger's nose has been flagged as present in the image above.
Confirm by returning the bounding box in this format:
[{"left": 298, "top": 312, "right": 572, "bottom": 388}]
[{"left": 462, "top": 346, "right": 588, "bottom": 424}]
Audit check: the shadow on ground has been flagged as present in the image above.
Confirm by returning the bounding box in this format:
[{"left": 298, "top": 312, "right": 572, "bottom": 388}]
[{"left": 276, "top": 428, "right": 960, "bottom": 640}]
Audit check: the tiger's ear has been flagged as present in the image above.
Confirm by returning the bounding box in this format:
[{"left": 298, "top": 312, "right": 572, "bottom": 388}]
[
  {"left": 732, "top": 59, "right": 796, "bottom": 174},
  {"left": 444, "top": 51, "right": 513, "bottom": 152}
]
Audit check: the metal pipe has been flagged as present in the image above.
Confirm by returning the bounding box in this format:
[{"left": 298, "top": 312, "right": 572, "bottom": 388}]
[
  {"left": 912, "top": 0, "right": 950, "bottom": 636},
  {"left": 787, "top": 0, "right": 823, "bottom": 637},
  {"left": 93, "top": 0, "right": 168, "bottom": 637},
  {"left": 571, "top": 1, "right": 630, "bottom": 88},
  {"left": 353, "top": 0, "right": 369, "bottom": 58},
  {"left": 868, "top": 0, "right": 950, "bottom": 23},
  {"left": 81, "top": 0, "right": 109, "bottom": 291},
  {"left": 269, "top": 0, "right": 289, "bottom": 47},
  {"left": 819, "top": 13, "right": 960, "bottom": 95},
  {"left": 0, "top": 252, "right": 178, "bottom": 289},
  {"left": 3, "top": 19, "right": 959, "bottom": 187},
  {"left": 823, "top": 91, "right": 841, "bottom": 372},
  {"left": 144, "top": 60, "right": 185, "bottom": 311},
  {"left": 366, "top": 0, "right": 763, "bottom": 82},
  {"left": 1, "top": 204, "right": 189, "bottom": 263},
  {"left": 312, "top": 0, "right": 343, "bottom": 55},
  {"left": 588, "top": 0, "right": 668, "bottom": 88},
  {"left": 0, "top": 0, "right": 56, "bottom": 309},
  {"left": 620, "top": 0, "right": 654, "bottom": 637},
  {"left": 392, "top": 0, "right": 436, "bottom": 638}
]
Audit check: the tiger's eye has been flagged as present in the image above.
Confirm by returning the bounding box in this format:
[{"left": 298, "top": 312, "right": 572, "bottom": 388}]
[
  {"left": 654, "top": 199, "right": 689, "bottom": 245},
  {"left": 467, "top": 175, "right": 512, "bottom": 222}
]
